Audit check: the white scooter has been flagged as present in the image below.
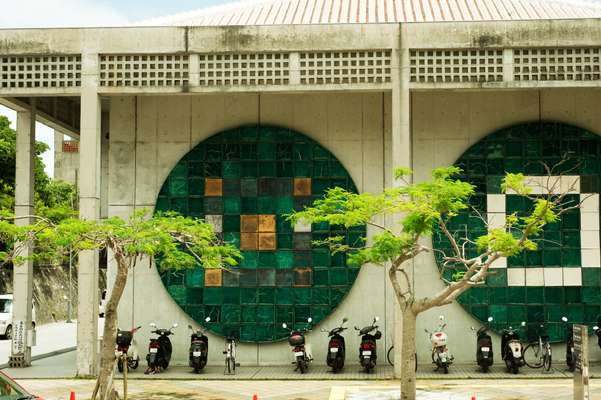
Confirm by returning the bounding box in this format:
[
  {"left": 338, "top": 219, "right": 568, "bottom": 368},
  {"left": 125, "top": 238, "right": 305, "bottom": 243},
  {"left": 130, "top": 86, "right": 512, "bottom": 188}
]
[
  {"left": 282, "top": 317, "right": 313, "bottom": 374},
  {"left": 425, "top": 315, "right": 453, "bottom": 374}
]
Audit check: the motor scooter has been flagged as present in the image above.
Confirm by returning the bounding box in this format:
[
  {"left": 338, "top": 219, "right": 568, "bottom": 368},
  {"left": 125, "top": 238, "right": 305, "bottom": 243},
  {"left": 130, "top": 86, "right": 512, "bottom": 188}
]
[
  {"left": 594, "top": 324, "right": 601, "bottom": 349},
  {"left": 282, "top": 317, "right": 313, "bottom": 374},
  {"left": 471, "top": 316, "right": 493, "bottom": 373},
  {"left": 145, "top": 322, "right": 178, "bottom": 374},
  {"left": 426, "top": 315, "right": 454, "bottom": 374},
  {"left": 115, "top": 325, "right": 142, "bottom": 373},
  {"left": 562, "top": 316, "right": 575, "bottom": 372},
  {"left": 501, "top": 321, "right": 526, "bottom": 374},
  {"left": 321, "top": 317, "right": 348, "bottom": 373},
  {"left": 355, "top": 317, "right": 381, "bottom": 373},
  {"left": 189, "top": 317, "right": 211, "bottom": 373}
]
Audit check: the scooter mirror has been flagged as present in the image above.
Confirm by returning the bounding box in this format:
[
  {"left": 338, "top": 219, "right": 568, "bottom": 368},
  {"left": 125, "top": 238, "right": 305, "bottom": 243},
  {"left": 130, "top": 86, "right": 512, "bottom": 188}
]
[
  {"left": 282, "top": 323, "right": 288, "bottom": 329},
  {"left": 307, "top": 317, "right": 313, "bottom": 323},
  {"left": 187, "top": 324, "right": 193, "bottom": 330},
  {"left": 487, "top": 317, "right": 494, "bottom": 322},
  {"left": 562, "top": 316, "right": 568, "bottom": 322},
  {"left": 342, "top": 317, "right": 348, "bottom": 323},
  {"left": 439, "top": 315, "right": 445, "bottom": 320},
  {"left": 374, "top": 316, "right": 380, "bottom": 322},
  {"left": 521, "top": 321, "right": 526, "bottom": 327},
  {"left": 172, "top": 323, "right": 179, "bottom": 328},
  {"left": 149, "top": 322, "right": 157, "bottom": 328},
  {"left": 470, "top": 326, "right": 475, "bottom": 331},
  {"left": 205, "top": 317, "right": 211, "bottom": 322},
  {"left": 594, "top": 326, "right": 599, "bottom": 331}
]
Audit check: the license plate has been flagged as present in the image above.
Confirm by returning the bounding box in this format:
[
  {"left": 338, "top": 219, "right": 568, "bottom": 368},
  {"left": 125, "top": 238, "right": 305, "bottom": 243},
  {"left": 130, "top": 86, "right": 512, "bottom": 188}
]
[
  {"left": 362, "top": 351, "right": 372, "bottom": 356},
  {"left": 481, "top": 347, "right": 490, "bottom": 352},
  {"left": 330, "top": 347, "right": 339, "bottom": 353},
  {"left": 440, "top": 357, "right": 447, "bottom": 362},
  {"left": 294, "top": 351, "right": 304, "bottom": 357},
  {"left": 193, "top": 351, "right": 201, "bottom": 357},
  {"left": 150, "top": 348, "right": 158, "bottom": 353}
]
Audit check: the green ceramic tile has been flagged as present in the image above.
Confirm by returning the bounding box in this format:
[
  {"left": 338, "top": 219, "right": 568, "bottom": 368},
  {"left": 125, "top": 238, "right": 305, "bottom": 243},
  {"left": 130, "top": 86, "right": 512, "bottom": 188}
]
[
  {"left": 257, "top": 306, "right": 274, "bottom": 323},
  {"left": 186, "top": 269, "right": 204, "bottom": 288},
  {"left": 275, "top": 251, "right": 294, "bottom": 269},
  {"left": 241, "top": 197, "right": 258, "bottom": 213},
  {"left": 204, "top": 197, "right": 223, "bottom": 214},
  {"left": 257, "top": 196, "right": 276, "bottom": 213},
  {"left": 294, "top": 288, "right": 312, "bottom": 304},
  {"left": 545, "top": 287, "right": 564, "bottom": 304},
  {"left": 276, "top": 306, "right": 293, "bottom": 323},
  {"left": 259, "top": 162, "right": 276, "bottom": 177},
  {"left": 258, "top": 252, "right": 276, "bottom": 268},
  {"left": 204, "top": 288, "right": 223, "bottom": 305},
  {"left": 277, "top": 161, "right": 293, "bottom": 177},
  {"left": 240, "top": 251, "right": 258, "bottom": 269},
  {"left": 171, "top": 198, "right": 188, "bottom": 214},
  {"left": 276, "top": 287, "right": 294, "bottom": 305},
  {"left": 294, "top": 161, "right": 312, "bottom": 177},
  {"left": 240, "top": 178, "right": 258, "bottom": 196},
  {"left": 258, "top": 287, "right": 275, "bottom": 303},
  {"left": 312, "top": 287, "right": 329, "bottom": 305},
  {"left": 223, "top": 215, "right": 240, "bottom": 232},
  {"left": 277, "top": 234, "right": 293, "bottom": 249},
  {"left": 223, "top": 161, "right": 241, "bottom": 178},
  {"left": 330, "top": 268, "right": 348, "bottom": 286},
  {"left": 224, "top": 197, "right": 241, "bottom": 214},
  {"left": 276, "top": 196, "right": 294, "bottom": 214},
  {"left": 258, "top": 269, "right": 276, "bottom": 287},
  {"left": 240, "top": 288, "right": 258, "bottom": 304},
  {"left": 276, "top": 270, "right": 294, "bottom": 286},
  {"left": 527, "top": 287, "right": 544, "bottom": 304},
  {"left": 222, "top": 305, "right": 241, "bottom": 322},
  {"left": 583, "top": 268, "right": 601, "bottom": 286},
  {"left": 565, "top": 287, "right": 582, "bottom": 303},
  {"left": 223, "top": 270, "right": 239, "bottom": 287},
  {"left": 223, "top": 288, "right": 240, "bottom": 304}
]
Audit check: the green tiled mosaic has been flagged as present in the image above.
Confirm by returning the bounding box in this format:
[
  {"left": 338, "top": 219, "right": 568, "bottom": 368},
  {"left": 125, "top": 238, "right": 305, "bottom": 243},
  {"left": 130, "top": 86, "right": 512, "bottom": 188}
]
[
  {"left": 432, "top": 122, "right": 601, "bottom": 342},
  {"left": 155, "top": 125, "right": 364, "bottom": 342}
]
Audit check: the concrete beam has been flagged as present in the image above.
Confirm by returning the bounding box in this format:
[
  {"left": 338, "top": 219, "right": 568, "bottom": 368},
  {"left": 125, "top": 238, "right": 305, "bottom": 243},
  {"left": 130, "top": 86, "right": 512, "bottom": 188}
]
[
  {"left": 10, "top": 100, "right": 36, "bottom": 367},
  {"left": 76, "top": 53, "right": 101, "bottom": 377}
]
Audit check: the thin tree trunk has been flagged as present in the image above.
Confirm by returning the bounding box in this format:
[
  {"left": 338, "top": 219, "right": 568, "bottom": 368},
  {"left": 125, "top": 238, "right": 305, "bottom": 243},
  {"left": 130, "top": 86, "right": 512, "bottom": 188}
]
[
  {"left": 97, "top": 260, "right": 129, "bottom": 400},
  {"left": 400, "top": 309, "right": 417, "bottom": 400}
]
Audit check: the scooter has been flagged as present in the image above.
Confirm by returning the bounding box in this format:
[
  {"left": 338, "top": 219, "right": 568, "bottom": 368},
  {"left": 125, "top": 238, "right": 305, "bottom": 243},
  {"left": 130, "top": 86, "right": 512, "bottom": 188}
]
[
  {"left": 426, "top": 315, "right": 454, "bottom": 374},
  {"left": 115, "top": 325, "right": 142, "bottom": 373},
  {"left": 283, "top": 317, "right": 313, "bottom": 374},
  {"left": 501, "top": 321, "right": 526, "bottom": 374},
  {"left": 472, "top": 316, "right": 493, "bottom": 373},
  {"left": 355, "top": 317, "right": 382, "bottom": 373},
  {"left": 562, "top": 316, "right": 575, "bottom": 372},
  {"left": 594, "top": 324, "right": 601, "bottom": 349},
  {"left": 322, "top": 317, "right": 348, "bottom": 373},
  {"left": 189, "top": 317, "right": 211, "bottom": 373},
  {"left": 145, "top": 322, "right": 177, "bottom": 374}
]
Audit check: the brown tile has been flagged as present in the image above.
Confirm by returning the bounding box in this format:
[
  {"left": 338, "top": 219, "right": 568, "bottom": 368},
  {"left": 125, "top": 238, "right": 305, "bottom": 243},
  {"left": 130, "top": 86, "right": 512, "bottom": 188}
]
[
  {"left": 258, "top": 233, "right": 276, "bottom": 250},
  {"left": 204, "top": 269, "right": 223, "bottom": 287},
  {"left": 240, "top": 215, "right": 259, "bottom": 233},
  {"left": 205, "top": 178, "right": 223, "bottom": 196},
  {"left": 293, "top": 267, "right": 312, "bottom": 287},
  {"left": 240, "top": 232, "right": 258, "bottom": 250},
  {"left": 293, "top": 178, "right": 312, "bottom": 196},
  {"left": 258, "top": 214, "right": 276, "bottom": 232}
]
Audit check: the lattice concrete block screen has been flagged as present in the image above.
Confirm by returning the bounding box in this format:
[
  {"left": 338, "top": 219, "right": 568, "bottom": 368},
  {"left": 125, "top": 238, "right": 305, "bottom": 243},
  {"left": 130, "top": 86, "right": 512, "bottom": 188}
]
[
  {"left": 432, "top": 122, "right": 601, "bottom": 343},
  {"left": 0, "top": 55, "right": 81, "bottom": 89},
  {"left": 198, "top": 53, "right": 290, "bottom": 86},
  {"left": 155, "top": 125, "right": 364, "bottom": 342},
  {"left": 99, "top": 54, "right": 189, "bottom": 87},
  {"left": 513, "top": 48, "right": 601, "bottom": 81},
  {"left": 409, "top": 49, "right": 503, "bottom": 83},
  {"left": 299, "top": 50, "right": 391, "bottom": 85}
]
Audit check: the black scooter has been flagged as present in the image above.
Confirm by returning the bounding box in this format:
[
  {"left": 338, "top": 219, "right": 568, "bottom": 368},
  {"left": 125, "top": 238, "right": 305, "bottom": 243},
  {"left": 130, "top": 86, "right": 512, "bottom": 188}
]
[
  {"left": 188, "top": 317, "right": 211, "bottom": 373},
  {"left": 355, "top": 317, "right": 381, "bottom": 373},
  {"left": 322, "top": 317, "right": 348, "bottom": 373},
  {"left": 472, "top": 316, "right": 494, "bottom": 372},
  {"left": 594, "top": 321, "right": 601, "bottom": 350},
  {"left": 283, "top": 317, "right": 313, "bottom": 374},
  {"left": 145, "top": 322, "right": 177, "bottom": 374},
  {"left": 562, "top": 316, "right": 575, "bottom": 372},
  {"left": 501, "top": 322, "right": 526, "bottom": 374}
]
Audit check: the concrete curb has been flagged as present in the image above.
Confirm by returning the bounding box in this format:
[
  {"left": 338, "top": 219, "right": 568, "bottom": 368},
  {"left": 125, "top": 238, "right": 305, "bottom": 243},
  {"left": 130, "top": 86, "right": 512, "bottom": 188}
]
[{"left": 0, "top": 346, "right": 76, "bottom": 370}]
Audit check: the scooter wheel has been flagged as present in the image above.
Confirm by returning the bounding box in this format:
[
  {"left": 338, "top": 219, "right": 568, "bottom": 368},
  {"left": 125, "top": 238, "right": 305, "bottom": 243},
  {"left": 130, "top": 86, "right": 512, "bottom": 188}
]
[
  {"left": 443, "top": 365, "right": 449, "bottom": 374},
  {"left": 117, "top": 360, "right": 124, "bottom": 373},
  {"left": 481, "top": 365, "right": 489, "bottom": 373},
  {"left": 130, "top": 359, "right": 139, "bottom": 370},
  {"left": 512, "top": 365, "right": 519, "bottom": 374}
]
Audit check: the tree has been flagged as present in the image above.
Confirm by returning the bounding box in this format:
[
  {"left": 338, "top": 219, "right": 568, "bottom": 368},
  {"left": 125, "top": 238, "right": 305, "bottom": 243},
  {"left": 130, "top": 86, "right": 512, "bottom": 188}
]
[
  {"left": 289, "top": 166, "right": 577, "bottom": 400},
  {"left": 0, "top": 210, "right": 240, "bottom": 400}
]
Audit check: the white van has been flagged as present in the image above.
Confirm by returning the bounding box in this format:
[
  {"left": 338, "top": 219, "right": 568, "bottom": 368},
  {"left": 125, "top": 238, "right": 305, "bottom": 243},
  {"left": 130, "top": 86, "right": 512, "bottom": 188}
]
[{"left": 0, "top": 294, "right": 36, "bottom": 340}]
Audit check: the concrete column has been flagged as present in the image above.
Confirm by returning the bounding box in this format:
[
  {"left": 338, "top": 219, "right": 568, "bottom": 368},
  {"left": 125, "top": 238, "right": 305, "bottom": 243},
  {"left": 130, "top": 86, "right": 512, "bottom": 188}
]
[
  {"left": 10, "top": 102, "right": 36, "bottom": 367},
  {"left": 391, "top": 24, "right": 412, "bottom": 379},
  {"left": 77, "top": 53, "right": 101, "bottom": 377}
]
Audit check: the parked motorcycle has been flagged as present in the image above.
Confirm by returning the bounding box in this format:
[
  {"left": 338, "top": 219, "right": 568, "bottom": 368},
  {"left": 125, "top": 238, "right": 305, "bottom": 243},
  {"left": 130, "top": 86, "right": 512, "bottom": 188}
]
[
  {"left": 283, "top": 317, "right": 313, "bottom": 374},
  {"left": 426, "top": 315, "right": 453, "bottom": 374},
  {"left": 189, "top": 317, "right": 211, "bottom": 373},
  {"left": 501, "top": 321, "right": 526, "bottom": 374},
  {"left": 562, "top": 316, "right": 575, "bottom": 372},
  {"left": 594, "top": 324, "right": 601, "bottom": 349},
  {"left": 355, "top": 317, "right": 382, "bottom": 373},
  {"left": 472, "top": 316, "right": 493, "bottom": 373},
  {"left": 322, "top": 317, "right": 348, "bottom": 373},
  {"left": 145, "top": 322, "right": 177, "bottom": 374},
  {"left": 115, "top": 325, "right": 142, "bottom": 373}
]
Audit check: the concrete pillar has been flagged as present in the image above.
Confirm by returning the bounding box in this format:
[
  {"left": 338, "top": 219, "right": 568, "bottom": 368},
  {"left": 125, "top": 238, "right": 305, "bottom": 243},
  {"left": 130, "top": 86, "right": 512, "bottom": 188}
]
[
  {"left": 391, "top": 24, "right": 412, "bottom": 379},
  {"left": 76, "top": 53, "right": 101, "bottom": 377},
  {"left": 10, "top": 101, "right": 36, "bottom": 367}
]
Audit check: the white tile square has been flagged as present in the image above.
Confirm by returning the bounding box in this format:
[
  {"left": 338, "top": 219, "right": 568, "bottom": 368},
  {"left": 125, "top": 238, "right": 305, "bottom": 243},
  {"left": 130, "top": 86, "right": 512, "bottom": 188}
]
[
  {"left": 526, "top": 267, "right": 544, "bottom": 286},
  {"left": 293, "top": 218, "right": 312, "bottom": 233},
  {"left": 487, "top": 194, "right": 506, "bottom": 213},
  {"left": 543, "top": 268, "right": 563, "bottom": 286},
  {"left": 562, "top": 268, "right": 582, "bottom": 286},
  {"left": 490, "top": 257, "right": 507, "bottom": 268},
  {"left": 580, "top": 194, "right": 599, "bottom": 212},
  {"left": 507, "top": 268, "right": 525, "bottom": 286},
  {"left": 487, "top": 212, "right": 506, "bottom": 230},
  {"left": 560, "top": 176, "right": 580, "bottom": 194},
  {"left": 581, "top": 213, "right": 600, "bottom": 231},
  {"left": 581, "top": 230, "right": 600, "bottom": 250},
  {"left": 582, "top": 249, "right": 601, "bottom": 268},
  {"left": 205, "top": 215, "right": 223, "bottom": 233},
  {"left": 523, "top": 176, "right": 545, "bottom": 194}
]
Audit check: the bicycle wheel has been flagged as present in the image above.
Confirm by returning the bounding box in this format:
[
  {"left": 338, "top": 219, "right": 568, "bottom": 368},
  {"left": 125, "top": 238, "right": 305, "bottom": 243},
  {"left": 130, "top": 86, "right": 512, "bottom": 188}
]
[
  {"left": 523, "top": 343, "right": 543, "bottom": 369},
  {"left": 543, "top": 344, "right": 552, "bottom": 371},
  {"left": 386, "top": 346, "right": 394, "bottom": 366}
]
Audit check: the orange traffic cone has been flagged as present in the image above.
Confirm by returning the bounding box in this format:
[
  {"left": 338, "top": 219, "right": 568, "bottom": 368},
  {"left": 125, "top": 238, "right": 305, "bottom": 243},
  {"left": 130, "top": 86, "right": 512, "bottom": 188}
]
[
  {"left": 252, "top": 395, "right": 258, "bottom": 400},
  {"left": 471, "top": 396, "right": 476, "bottom": 400},
  {"left": 69, "top": 391, "right": 76, "bottom": 400}
]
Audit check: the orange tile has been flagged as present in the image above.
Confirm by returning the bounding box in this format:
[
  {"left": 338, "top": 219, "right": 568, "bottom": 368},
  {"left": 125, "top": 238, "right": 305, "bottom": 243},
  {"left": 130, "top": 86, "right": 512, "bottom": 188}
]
[
  {"left": 241, "top": 215, "right": 259, "bottom": 233},
  {"left": 204, "top": 269, "right": 223, "bottom": 287},
  {"left": 258, "top": 233, "right": 276, "bottom": 250},
  {"left": 240, "top": 232, "right": 258, "bottom": 250},
  {"left": 205, "top": 178, "right": 223, "bottom": 196},
  {"left": 258, "top": 214, "right": 276, "bottom": 232},
  {"left": 293, "top": 268, "right": 312, "bottom": 287},
  {"left": 293, "top": 178, "right": 312, "bottom": 196}
]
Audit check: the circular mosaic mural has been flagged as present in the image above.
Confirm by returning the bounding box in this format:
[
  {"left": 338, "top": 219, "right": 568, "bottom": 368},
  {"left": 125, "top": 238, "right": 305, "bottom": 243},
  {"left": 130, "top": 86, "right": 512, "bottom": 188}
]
[
  {"left": 155, "top": 125, "right": 364, "bottom": 342},
  {"left": 432, "top": 122, "right": 601, "bottom": 343}
]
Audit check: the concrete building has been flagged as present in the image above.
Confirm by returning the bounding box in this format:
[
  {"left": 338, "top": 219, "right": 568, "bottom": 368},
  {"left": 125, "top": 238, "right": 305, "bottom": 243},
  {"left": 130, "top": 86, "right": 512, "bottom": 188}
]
[{"left": 2, "top": 0, "right": 601, "bottom": 375}]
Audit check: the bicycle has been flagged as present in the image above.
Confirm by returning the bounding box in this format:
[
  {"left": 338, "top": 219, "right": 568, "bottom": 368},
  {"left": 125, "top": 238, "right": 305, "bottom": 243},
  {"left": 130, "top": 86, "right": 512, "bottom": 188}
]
[
  {"left": 223, "top": 335, "right": 238, "bottom": 374},
  {"left": 523, "top": 324, "right": 552, "bottom": 371},
  {"left": 386, "top": 345, "right": 418, "bottom": 372}
]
